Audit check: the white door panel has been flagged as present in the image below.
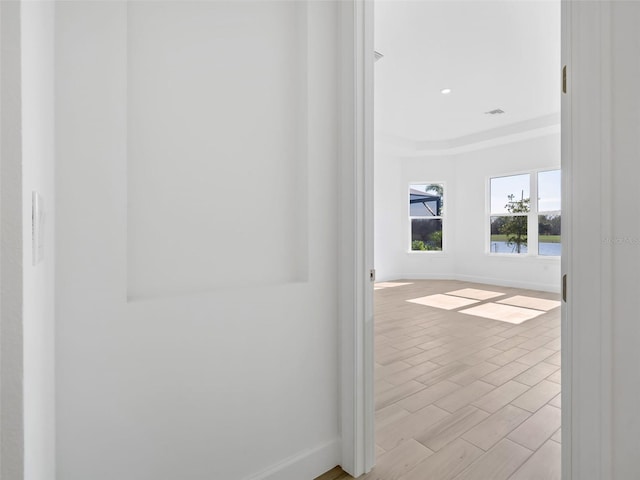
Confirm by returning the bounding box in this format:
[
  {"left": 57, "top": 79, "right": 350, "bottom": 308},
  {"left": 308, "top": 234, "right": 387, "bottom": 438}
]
[{"left": 56, "top": 2, "right": 339, "bottom": 479}]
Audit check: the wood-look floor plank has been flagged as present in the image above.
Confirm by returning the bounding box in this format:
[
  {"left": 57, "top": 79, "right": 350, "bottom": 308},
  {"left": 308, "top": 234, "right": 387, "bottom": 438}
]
[
  {"left": 392, "top": 334, "right": 436, "bottom": 351},
  {"left": 546, "top": 368, "right": 561, "bottom": 384},
  {"left": 543, "top": 337, "right": 561, "bottom": 351},
  {"left": 375, "top": 379, "right": 396, "bottom": 395},
  {"left": 507, "top": 405, "right": 561, "bottom": 450},
  {"left": 510, "top": 380, "right": 561, "bottom": 413},
  {"left": 376, "top": 381, "right": 426, "bottom": 411},
  {"left": 399, "top": 439, "right": 483, "bottom": 480},
  {"left": 458, "top": 347, "right": 503, "bottom": 366},
  {"left": 513, "top": 362, "right": 559, "bottom": 387},
  {"left": 415, "top": 405, "right": 490, "bottom": 452},
  {"left": 360, "top": 439, "right": 433, "bottom": 480},
  {"left": 434, "top": 380, "right": 496, "bottom": 413},
  {"left": 481, "top": 361, "right": 531, "bottom": 386},
  {"left": 508, "top": 439, "right": 561, "bottom": 480},
  {"left": 398, "top": 380, "right": 462, "bottom": 412},
  {"left": 471, "top": 380, "right": 530, "bottom": 413},
  {"left": 377, "top": 347, "right": 425, "bottom": 366},
  {"left": 492, "top": 336, "right": 531, "bottom": 351},
  {"left": 385, "top": 361, "right": 441, "bottom": 386},
  {"left": 518, "top": 335, "right": 556, "bottom": 351},
  {"left": 375, "top": 361, "right": 412, "bottom": 381},
  {"left": 448, "top": 362, "right": 500, "bottom": 386},
  {"left": 415, "top": 362, "right": 472, "bottom": 387},
  {"left": 377, "top": 404, "right": 450, "bottom": 452},
  {"left": 404, "top": 346, "right": 452, "bottom": 366},
  {"left": 375, "top": 404, "right": 411, "bottom": 430},
  {"left": 514, "top": 347, "right": 556, "bottom": 366},
  {"left": 548, "top": 393, "right": 561, "bottom": 408},
  {"left": 461, "top": 404, "right": 532, "bottom": 451},
  {"left": 546, "top": 351, "right": 561, "bottom": 366},
  {"left": 451, "top": 439, "right": 532, "bottom": 480}
]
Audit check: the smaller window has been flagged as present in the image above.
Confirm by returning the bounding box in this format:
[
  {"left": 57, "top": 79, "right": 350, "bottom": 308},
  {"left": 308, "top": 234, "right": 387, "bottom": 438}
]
[
  {"left": 538, "top": 170, "right": 561, "bottom": 256},
  {"left": 409, "top": 184, "right": 443, "bottom": 251}
]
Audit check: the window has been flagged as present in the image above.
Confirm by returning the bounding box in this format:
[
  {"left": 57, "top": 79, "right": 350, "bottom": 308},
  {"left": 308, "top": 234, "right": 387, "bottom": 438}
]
[
  {"left": 409, "top": 183, "right": 443, "bottom": 251},
  {"left": 489, "top": 170, "right": 560, "bottom": 256},
  {"left": 490, "top": 174, "right": 530, "bottom": 254}
]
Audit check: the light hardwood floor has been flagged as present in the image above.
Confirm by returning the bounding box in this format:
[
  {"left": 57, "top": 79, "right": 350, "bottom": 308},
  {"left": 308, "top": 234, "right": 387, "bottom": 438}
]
[{"left": 316, "top": 279, "right": 561, "bottom": 480}]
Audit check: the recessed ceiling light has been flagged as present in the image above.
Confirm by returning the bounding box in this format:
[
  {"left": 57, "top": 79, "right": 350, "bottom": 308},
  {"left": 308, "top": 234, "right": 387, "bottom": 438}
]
[{"left": 440, "top": 88, "right": 452, "bottom": 95}]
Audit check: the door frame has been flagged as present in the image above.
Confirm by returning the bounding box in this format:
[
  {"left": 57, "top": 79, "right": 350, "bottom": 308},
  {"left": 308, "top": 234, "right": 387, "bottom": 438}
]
[
  {"left": 562, "top": 1, "right": 614, "bottom": 478},
  {"left": 342, "top": 1, "right": 615, "bottom": 479},
  {"left": 0, "top": 1, "right": 25, "bottom": 478},
  {"left": 339, "top": 0, "right": 375, "bottom": 477}
]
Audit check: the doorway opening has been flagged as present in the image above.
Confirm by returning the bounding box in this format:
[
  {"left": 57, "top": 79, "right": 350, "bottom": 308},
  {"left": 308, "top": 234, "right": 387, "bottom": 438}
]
[{"left": 371, "top": 1, "right": 562, "bottom": 478}]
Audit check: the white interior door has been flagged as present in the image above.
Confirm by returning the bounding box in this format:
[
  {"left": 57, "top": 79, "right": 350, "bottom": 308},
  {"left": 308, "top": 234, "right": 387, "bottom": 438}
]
[{"left": 55, "top": 2, "right": 342, "bottom": 479}]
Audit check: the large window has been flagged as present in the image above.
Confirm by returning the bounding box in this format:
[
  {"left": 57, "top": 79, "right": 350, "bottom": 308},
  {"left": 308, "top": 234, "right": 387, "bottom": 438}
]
[
  {"left": 489, "top": 170, "right": 560, "bottom": 256},
  {"left": 409, "top": 183, "right": 444, "bottom": 251}
]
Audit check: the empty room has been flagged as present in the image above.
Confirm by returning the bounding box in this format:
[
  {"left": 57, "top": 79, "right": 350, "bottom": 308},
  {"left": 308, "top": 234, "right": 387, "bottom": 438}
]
[{"left": 371, "top": 1, "right": 562, "bottom": 479}]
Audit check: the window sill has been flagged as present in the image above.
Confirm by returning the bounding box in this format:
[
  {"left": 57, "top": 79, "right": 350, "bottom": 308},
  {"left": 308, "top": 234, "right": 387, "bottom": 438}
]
[
  {"left": 407, "top": 250, "right": 447, "bottom": 255},
  {"left": 485, "top": 252, "right": 561, "bottom": 259}
]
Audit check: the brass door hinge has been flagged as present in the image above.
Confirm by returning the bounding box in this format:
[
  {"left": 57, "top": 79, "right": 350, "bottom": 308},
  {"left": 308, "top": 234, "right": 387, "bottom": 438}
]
[
  {"left": 562, "top": 274, "right": 567, "bottom": 302},
  {"left": 562, "top": 65, "right": 567, "bottom": 94}
]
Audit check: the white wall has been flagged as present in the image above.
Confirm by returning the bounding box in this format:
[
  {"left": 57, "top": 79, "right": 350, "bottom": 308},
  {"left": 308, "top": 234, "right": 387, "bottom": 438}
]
[
  {"left": 55, "top": 2, "right": 340, "bottom": 479},
  {"left": 21, "top": 2, "right": 56, "bottom": 480},
  {"left": 375, "top": 133, "right": 561, "bottom": 291},
  {"left": 452, "top": 134, "right": 561, "bottom": 291},
  {"left": 373, "top": 144, "right": 404, "bottom": 281}
]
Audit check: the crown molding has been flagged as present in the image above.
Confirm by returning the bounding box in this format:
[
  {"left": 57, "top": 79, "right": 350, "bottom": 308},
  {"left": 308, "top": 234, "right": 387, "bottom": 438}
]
[{"left": 376, "top": 112, "right": 560, "bottom": 157}]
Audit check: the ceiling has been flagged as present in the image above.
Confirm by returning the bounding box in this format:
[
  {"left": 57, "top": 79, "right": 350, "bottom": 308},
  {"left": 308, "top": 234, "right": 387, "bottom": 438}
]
[{"left": 374, "top": 0, "right": 561, "bottom": 146}]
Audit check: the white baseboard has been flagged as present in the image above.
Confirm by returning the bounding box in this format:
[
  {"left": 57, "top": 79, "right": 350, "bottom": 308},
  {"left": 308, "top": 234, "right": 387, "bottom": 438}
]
[
  {"left": 452, "top": 274, "right": 560, "bottom": 293},
  {"left": 396, "top": 273, "right": 452, "bottom": 282},
  {"left": 242, "top": 438, "right": 341, "bottom": 480},
  {"left": 386, "top": 273, "right": 560, "bottom": 294}
]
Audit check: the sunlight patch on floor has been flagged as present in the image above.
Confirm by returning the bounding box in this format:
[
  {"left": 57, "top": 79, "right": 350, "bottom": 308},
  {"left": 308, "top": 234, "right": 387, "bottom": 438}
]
[
  {"left": 407, "top": 294, "right": 479, "bottom": 310},
  {"left": 497, "top": 295, "right": 561, "bottom": 311},
  {"left": 445, "top": 288, "right": 505, "bottom": 300},
  {"left": 460, "top": 303, "right": 545, "bottom": 324}
]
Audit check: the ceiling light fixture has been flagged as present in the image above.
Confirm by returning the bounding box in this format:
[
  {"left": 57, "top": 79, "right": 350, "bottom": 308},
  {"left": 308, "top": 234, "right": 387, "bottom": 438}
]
[
  {"left": 485, "top": 108, "right": 505, "bottom": 115},
  {"left": 440, "top": 88, "right": 452, "bottom": 95}
]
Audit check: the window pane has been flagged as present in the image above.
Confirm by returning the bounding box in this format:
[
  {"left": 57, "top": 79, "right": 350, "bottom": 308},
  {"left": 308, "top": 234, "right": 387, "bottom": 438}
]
[
  {"left": 490, "top": 174, "right": 530, "bottom": 214},
  {"left": 411, "top": 218, "right": 443, "bottom": 251},
  {"left": 539, "top": 214, "right": 561, "bottom": 256},
  {"left": 538, "top": 170, "right": 561, "bottom": 212},
  {"left": 410, "top": 184, "right": 443, "bottom": 216},
  {"left": 490, "top": 215, "right": 528, "bottom": 254}
]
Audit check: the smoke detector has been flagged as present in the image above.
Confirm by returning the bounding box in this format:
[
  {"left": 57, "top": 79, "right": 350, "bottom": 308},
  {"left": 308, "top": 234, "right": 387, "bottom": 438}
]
[{"left": 485, "top": 108, "right": 505, "bottom": 115}]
